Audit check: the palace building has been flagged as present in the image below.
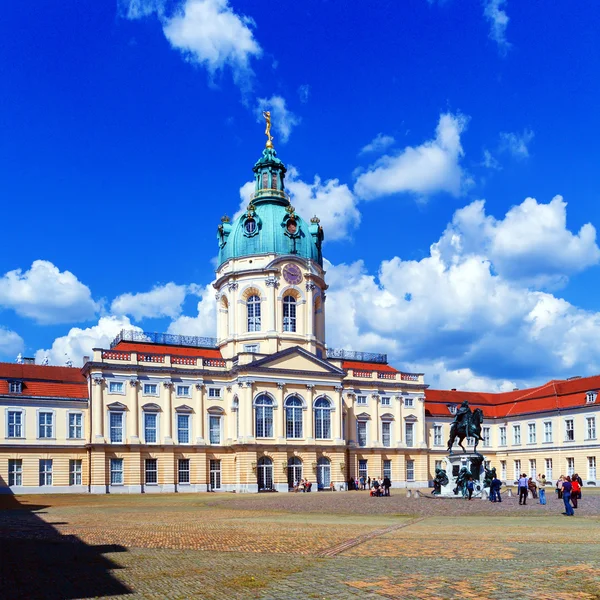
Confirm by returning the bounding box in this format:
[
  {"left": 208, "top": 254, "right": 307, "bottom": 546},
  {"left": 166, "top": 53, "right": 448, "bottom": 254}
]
[{"left": 0, "top": 136, "right": 598, "bottom": 494}]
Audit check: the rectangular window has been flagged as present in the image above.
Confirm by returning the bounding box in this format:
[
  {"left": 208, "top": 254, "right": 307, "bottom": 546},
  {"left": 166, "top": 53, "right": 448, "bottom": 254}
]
[
  {"left": 586, "top": 417, "right": 596, "bottom": 440},
  {"left": 177, "top": 414, "right": 190, "bottom": 444},
  {"left": 178, "top": 458, "right": 190, "bottom": 484},
  {"left": 406, "top": 459, "right": 415, "bottom": 481},
  {"left": 145, "top": 458, "right": 158, "bottom": 484},
  {"left": 512, "top": 425, "right": 521, "bottom": 445},
  {"left": 500, "top": 460, "right": 507, "bottom": 481},
  {"left": 69, "top": 413, "right": 83, "bottom": 439},
  {"left": 143, "top": 383, "right": 158, "bottom": 396},
  {"left": 358, "top": 459, "right": 368, "bottom": 480},
  {"left": 208, "top": 388, "right": 221, "bottom": 398},
  {"left": 109, "top": 412, "right": 124, "bottom": 443},
  {"left": 110, "top": 458, "right": 123, "bottom": 485},
  {"left": 586, "top": 392, "right": 597, "bottom": 404},
  {"left": 243, "top": 344, "right": 259, "bottom": 353},
  {"left": 144, "top": 413, "right": 158, "bottom": 443},
  {"left": 381, "top": 421, "right": 391, "bottom": 447},
  {"left": 588, "top": 456, "right": 597, "bottom": 481},
  {"left": 404, "top": 397, "right": 413, "bottom": 408},
  {"left": 483, "top": 427, "right": 491, "bottom": 447},
  {"left": 69, "top": 459, "right": 82, "bottom": 486},
  {"left": 381, "top": 396, "right": 390, "bottom": 406},
  {"left": 545, "top": 458, "right": 553, "bottom": 481},
  {"left": 209, "top": 416, "right": 221, "bottom": 444},
  {"left": 499, "top": 426, "right": 507, "bottom": 446},
  {"left": 544, "top": 421, "right": 552, "bottom": 443},
  {"left": 383, "top": 459, "right": 392, "bottom": 480},
  {"left": 9, "top": 381, "right": 22, "bottom": 394},
  {"left": 433, "top": 425, "right": 442, "bottom": 446},
  {"left": 565, "top": 419, "right": 574, "bottom": 441},
  {"left": 7, "top": 410, "right": 23, "bottom": 438},
  {"left": 38, "top": 412, "right": 54, "bottom": 439},
  {"left": 356, "top": 395, "right": 367, "bottom": 406},
  {"left": 405, "top": 422, "right": 415, "bottom": 447},
  {"left": 8, "top": 459, "right": 22, "bottom": 486},
  {"left": 109, "top": 381, "right": 124, "bottom": 394},
  {"left": 567, "top": 457, "right": 575, "bottom": 476},
  {"left": 357, "top": 421, "right": 367, "bottom": 447},
  {"left": 39, "top": 459, "right": 52, "bottom": 486},
  {"left": 514, "top": 460, "right": 521, "bottom": 481},
  {"left": 176, "top": 385, "right": 190, "bottom": 397},
  {"left": 209, "top": 459, "right": 221, "bottom": 490},
  {"left": 528, "top": 423, "right": 536, "bottom": 444},
  {"left": 529, "top": 459, "right": 536, "bottom": 479}
]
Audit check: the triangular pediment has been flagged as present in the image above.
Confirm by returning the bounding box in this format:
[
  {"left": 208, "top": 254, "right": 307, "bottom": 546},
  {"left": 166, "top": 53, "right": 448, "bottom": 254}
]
[
  {"left": 243, "top": 346, "right": 345, "bottom": 375},
  {"left": 107, "top": 401, "right": 127, "bottom": 411}
]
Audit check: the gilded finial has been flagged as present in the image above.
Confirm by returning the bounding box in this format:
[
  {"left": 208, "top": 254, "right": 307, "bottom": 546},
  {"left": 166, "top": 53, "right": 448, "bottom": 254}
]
[
  {"left": 221, "top": 215, "right": 230, "bottom": 223},
  {"left": 286, "top": 204, "right": 295, "bottom": 214},
  {"left": 311, "top": 215, "right": 320, "bottom": 224},
  {"left": 263, "top": 111, "right": 274, "bottom": 149}
]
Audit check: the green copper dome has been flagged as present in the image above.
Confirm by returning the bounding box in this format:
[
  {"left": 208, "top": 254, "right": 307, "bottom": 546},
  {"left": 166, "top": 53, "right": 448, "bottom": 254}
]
[{"left": 217, "top": 147, "right": 324, "bottom": 267}]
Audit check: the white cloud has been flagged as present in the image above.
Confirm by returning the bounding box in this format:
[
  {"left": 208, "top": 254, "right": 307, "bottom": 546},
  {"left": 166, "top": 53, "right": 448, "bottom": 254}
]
[
  {"left": 35, "top": 316, "right": 141, "bottom": 367},
  {"left": 256, "top": 96, "right": 300, "bottom": 144},
  {"left": 359, "top": 133, "right": 395, "bottom": 155},
  {"left": 483, "top": 0, "right": 511, "bottom": 55},
  {"left": 297, "top": 84, "right": 310, "bottom": 104},
  {"left": 435, "top": 195, "right": 600, "bottom": 286},
  {"left": 111, "top": 282, "right": 199, "bottom": 321},
  {"left": 481, "top": 149, "right": 501, "bottom": 170},
  {"left": 499, "top": 129, "right": 534, "bottom": 158},
  {"left": 354, "top": 113, "right": 470, "bottom": 201},
  {"left": 122, "top": 0, "right": 262, "bottom": 88},
  {"left": 167, "top": 283, "right": 217, "bottom": 337},
  {"left": 0, "top": 326, "right": 25, "bottom": 359},
  {"left": 0, "top": 260, "right": 99, "bottom": 325},
  {"left": 236, "top": 169, "right": 361, "bottom": 242},
  {"left": 324, "top": 195, "right": 600, "bottom": 390}
]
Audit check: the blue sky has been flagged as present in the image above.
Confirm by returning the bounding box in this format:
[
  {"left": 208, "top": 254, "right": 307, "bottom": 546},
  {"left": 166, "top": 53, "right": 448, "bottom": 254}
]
[{"left": 1, "top": 1, "right": 599, "bottom": 391}]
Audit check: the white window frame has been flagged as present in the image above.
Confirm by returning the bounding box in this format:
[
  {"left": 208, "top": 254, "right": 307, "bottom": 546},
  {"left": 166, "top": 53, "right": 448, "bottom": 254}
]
[
  {"left": 545, "top": 458, "right": 553, "bottom": 481},
  {"left": 567, "top": 457, "right": 575, "bottom": 476},
  {"left": 208, "top": 414, "right": 222, "bottom": 445},
  {"left": 247, "top": 295, "right": 261, "bottom": 332},
  {"left": 512, "top": 424, "right": 521, "bottom": 445},
  {"left": 383, "top": 459, "right": 392, "bottom": 480},
  {"left": 356, "top": 395, "right": 367, "bottom": 406},
  {"left": 586, "top": 416, "right": 596, "bottom": 440},
  {"left": 314, "top": 398, "right": 332, "bottom": 440},
  {"left": 406, "top": 459, "right": 415, "bottom": 481},
  {"left": 283, "top": 295, "right": 297, "bottom": 332},
  {"left": 243, "top": 344, "right": 259, "bottom": 353},
  {"left": 381, "top": 420, "right": 392, "bottom": 448},
  {"left": 565, "top": 418, "right": 574, "bottom": 441},
  {"left": 208, "top": 387, "right": 222, "bottom": 399},
  {"left": 357, "top": 420, "right": 368, "bottom": 447},
  {"left": 209, "top": 459, "right": 222, "bottom": 490},
  {"left": 177, "top": 413, "right": 190, "bottom": 444},
  {"left": 381, "top": 396, "right": 391, "bottom": 407},
  {"left": 176, "top": 385, "right": 191, "bottom": 398},
  {"left": 483, "top": 426, "right": 491, "bottom": 447},
  {"left": 6, "top": 408, "right": 25, "bottom": 438},
  {"left": 500, "top": 460, "right": 507, "bottom": 481},
  {"left": 178, "top": 458, "right": 190, "bottom": 484},
  {"left": 69, "top": 459, "right": 82, "bottom": 486},
  {"left": 544, "top": 421, "right": 552, "bottom": 443},
  {"left": 514, "top": 460, "right": 521, "bottom": 481},
  {"left": 110, "top": 458, "right": 123, "bottom": 485},
  {"left": 9, "top": 381, "right": 22, "bottom": 394},
  {"left": 109, "top": 411, "right": 125, "bottom": 444},
  {"left": 37, "top": 409, "right": 55, "bottom": 439},
  {"left": 404, "top": 397, "right": 414, "bottom": 408},
  {"left": 528, "top": 422, "right": 536, "bottom": 444},
  {"left": 145, "top": 458, "right": 158, "bottom": 485},
  {"left": 255, "top": 395, "right": 274, "bottom": 438},
  {"left": 499, "top": 426, "right": 507, "bottom": 446},
  {"left": 586, "top": 391, "right": 597, "bottom": 404},
  {"left": 529, "top": 459, "right": 536, "bottom": 479},
  {"left": 8, "top": 459, "right": 22, "bottom": 486},
  {"left": 108, "top": 381, "right": 125, "bottom": 395},
  {"left": 588, "top": 456, "right": 597, "bottom": 481},
  {"left": 144, "top": 412, "right": 159, "bottom": 444},
  {"left": 285, "top": 397, "right": 304, "bottom": 439},
  {"left": 39, "top": 459, "right": 53, "bottom": 486},
  {"left": 433, "top": 424, "right": 443, "bottom": 446},
  {"left": 405, "top": 422, "right": 415, "bottom": 447},
  {"left": 67, "top": 411, "right": 83, "bottom": 440},
  {"left": 143, "top": 383, "right": 159, "bottom": 397}
]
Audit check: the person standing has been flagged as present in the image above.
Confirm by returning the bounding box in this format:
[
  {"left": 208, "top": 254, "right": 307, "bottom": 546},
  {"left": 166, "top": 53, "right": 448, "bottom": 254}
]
[
  {"left": 467, "top": 477, "right": 475, "bottom": 500},
  {"left": 571, "top": 476, "right": 581, "bottom": 509},
  {"left": 561, "top": 476, "right": 574, "bottom": 516},
  {"left": 537, "top": 474, "right": 547, "bottom": 505},
  {"left": 518, "top": 473, "right": 529, "bottom": 505},
  {"left": 383, "top": 475, "right": 391, "bottom": 496},
  {"left": 491, "top": 476, "right": 502, "bottom": 502},
  {"left": 556, "top": 476, "right": 564, "bottom": 499}
]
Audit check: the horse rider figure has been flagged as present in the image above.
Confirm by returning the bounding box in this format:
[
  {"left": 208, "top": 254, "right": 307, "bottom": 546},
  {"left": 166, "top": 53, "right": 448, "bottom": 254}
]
[{"left": 452, "top": 400, "right": 472, "bottom": 433}]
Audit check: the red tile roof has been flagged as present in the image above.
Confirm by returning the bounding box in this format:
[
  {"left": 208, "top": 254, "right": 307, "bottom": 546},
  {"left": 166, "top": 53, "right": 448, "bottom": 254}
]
[
  {"left": 112, "top": 341, "right": 223, "bottom": 359},
  {"left": 426, "top": 375, "right": 600, "bottom": 418},
  {"left": 0, "top": 362, "right": 87, "bottom": 399},
  {"left": 342, "top": 360, "right": 399, "bottom": 373}
]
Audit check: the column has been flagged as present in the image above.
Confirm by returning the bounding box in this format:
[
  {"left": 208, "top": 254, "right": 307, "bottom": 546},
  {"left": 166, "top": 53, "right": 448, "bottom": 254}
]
[
  {"left": 372, "top": 394, "right": 380, "bottom": 446},
  {"left": 305, "top": 384, "right": 315, "bottom": 441},
  {"left": 395, "top": 395, "right": 404, "bottom": 447},
  {"left": 333, "top": 385, "right": 343, "bottom": 443},
  {"left": 418, "top": 396, "right": 428, "bottom": 449},
  {"left": 129, "top": 379, "right": 140, "bottom": 442},
  {"left": 92, "top": 375, "right": 104, "bottom": 442},
  {"left": 239, "top": 381, "right": 255, "bottom": 442},
  {"left": 163, "top": 381, "right": 173, "bottom": 444},
  {"left": 194, "top": 382, "right": 205, "bottom": 444},
  {"left": 265, "top": 277, "right": 278, "bottom": 333},
  {"left": 305, "top": 282, "right": 316, "bottom": 339},
  {"left": 276, "top": 382, "right": 285, "bottom": 442}
]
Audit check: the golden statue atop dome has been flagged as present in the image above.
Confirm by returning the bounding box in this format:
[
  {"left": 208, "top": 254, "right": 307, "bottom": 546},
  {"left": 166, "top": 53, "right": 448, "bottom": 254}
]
[{"left": 262, "top": 110, "right": 274, "bottom": 148}]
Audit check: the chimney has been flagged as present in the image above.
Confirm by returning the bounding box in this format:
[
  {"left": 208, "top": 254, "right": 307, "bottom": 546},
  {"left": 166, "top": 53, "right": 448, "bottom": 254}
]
[
  {"left": 513, "top": 388, "right": 519, "bottom": 391},
  {"left": 82, "top": 356, "right": 90, "bottom": 366},
  {"left": 451, "top": 388, "right": 457, "bottom": 391}
]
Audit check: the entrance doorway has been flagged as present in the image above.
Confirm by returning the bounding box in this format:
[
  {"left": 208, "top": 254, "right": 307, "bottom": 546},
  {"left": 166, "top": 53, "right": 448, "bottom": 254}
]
[
  {"left": 257, "top": 456, "right": 274, "bottom": 491},
  {"left": 287, "top": 457, "right": 303, "bottom": 490},
  {"left": 316, "top": 457, "right": 331, "bottom": 490}
]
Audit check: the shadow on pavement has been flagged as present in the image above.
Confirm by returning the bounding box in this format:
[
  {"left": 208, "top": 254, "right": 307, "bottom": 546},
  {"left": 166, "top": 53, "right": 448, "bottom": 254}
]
[{"left": 0, "top": 478, "right": 131, "bottom": 600}]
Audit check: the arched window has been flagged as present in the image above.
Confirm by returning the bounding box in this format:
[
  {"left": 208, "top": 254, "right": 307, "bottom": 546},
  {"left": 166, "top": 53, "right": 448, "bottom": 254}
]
[
  {"left": 285, "top": 396, "right": 303, "bottom": 439},
  {"left": 261, "top": 171, "right": 269, "bottom": 190},
  {"left": 220, "top": 296, "right": 229, "bottom": 339},
  {"left": 255, "top": 394, "right": 273, "bottom": 438},
  {"left": 316, "top": 456, "right": 331, "bottom": 490},
  {"left": 314, "top": 397, "right": 331, "bottom": 439},
  {"left": 287, "top": 457, "right": 302, "bottom": 490},
  {"left": 247, "top": 295, "right": 261, "bottom": 332},
  {"left": 283, "top": 295, "right": 296, "bottom": 332}
]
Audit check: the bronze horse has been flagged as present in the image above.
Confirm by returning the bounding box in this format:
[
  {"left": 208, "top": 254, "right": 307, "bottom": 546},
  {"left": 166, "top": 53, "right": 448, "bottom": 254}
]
[{"left": 447, "top": 407, "right": 484, "bottom": 453}]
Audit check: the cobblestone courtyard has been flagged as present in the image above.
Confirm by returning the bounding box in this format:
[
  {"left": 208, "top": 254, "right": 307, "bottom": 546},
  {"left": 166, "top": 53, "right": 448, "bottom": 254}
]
[{"left": 1, "top": 490, "right": 600, "bottom": 600}]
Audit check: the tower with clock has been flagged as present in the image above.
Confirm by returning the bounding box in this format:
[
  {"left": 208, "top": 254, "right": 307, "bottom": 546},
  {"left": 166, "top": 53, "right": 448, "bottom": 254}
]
[{"left": 214, "top": 138, "right": 326, "bottom": 360}]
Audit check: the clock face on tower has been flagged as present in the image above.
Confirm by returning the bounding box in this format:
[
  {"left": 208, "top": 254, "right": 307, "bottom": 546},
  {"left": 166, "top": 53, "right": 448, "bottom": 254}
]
[{"left": 282, "top": 263, "right": 303, "bottom": 285}]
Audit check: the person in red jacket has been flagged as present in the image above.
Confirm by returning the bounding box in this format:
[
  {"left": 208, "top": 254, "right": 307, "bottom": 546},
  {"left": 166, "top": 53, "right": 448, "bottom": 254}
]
[{"left": 571, "top": 477, "right": 581, "bottom": 508}]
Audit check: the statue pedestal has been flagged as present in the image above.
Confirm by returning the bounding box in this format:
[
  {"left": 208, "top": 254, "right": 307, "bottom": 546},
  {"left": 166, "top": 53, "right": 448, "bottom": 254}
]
[{"left": 437, "top": 452, "right": 485, "bottom": 498}]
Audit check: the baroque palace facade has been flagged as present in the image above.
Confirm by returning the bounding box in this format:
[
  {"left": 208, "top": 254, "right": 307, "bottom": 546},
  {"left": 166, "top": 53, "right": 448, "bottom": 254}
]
[{"left": 1, "top": 138, "right": 598, "bottom": 493}]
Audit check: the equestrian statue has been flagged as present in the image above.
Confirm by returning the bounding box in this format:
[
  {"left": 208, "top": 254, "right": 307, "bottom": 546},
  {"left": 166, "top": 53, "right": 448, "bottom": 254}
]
[{"left": 447, "top": 400, "right": 484, "bottom": 454}]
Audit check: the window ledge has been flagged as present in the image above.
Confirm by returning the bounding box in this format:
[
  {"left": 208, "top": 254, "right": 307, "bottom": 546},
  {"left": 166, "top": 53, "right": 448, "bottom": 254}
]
[
  {"left": 110, "top": 484, "right": 124, "bottom": 487},
  {"left": 37, "top": 438, "right": 56, "bottom": 441},
  {"left": 585, "top": 437, "right": 597, "bottom": 441},
  {"left": 542, "top": 440, "right": 553, "bottom": 444},
  {"left": 145, "top": 483, "right": 158, "bottom": 486}
]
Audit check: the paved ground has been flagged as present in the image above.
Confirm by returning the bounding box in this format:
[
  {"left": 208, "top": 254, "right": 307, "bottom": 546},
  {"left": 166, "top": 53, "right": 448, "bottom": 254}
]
[{"left": 1, "top": 490, "right": 599, "bottom": 599}]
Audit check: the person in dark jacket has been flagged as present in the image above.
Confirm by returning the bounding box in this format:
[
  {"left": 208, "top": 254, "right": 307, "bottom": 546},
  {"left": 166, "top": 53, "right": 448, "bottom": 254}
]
[
  {"left": 561, "top": 476, "right": 574, "bottom": 516},
  {"left": 383, "top": 476, "right": 391, "bottom": 496}
]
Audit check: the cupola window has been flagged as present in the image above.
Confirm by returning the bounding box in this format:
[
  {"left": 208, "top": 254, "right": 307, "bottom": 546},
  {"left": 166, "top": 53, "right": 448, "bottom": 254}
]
[
  {"left": 247, "top": 295, "right": 261, "bottom": 332},
  {"left": 283, "top": 295, "right": 296, "bottom": 332},
  {"left": 286, "top": 219, "right": 297, "bottom": 235},
  {"left": 271, "top": 171, "right": 278, "bottom": 190},
  {"left": 261, "top": 171, "right": 269, "bottom": 190}
]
